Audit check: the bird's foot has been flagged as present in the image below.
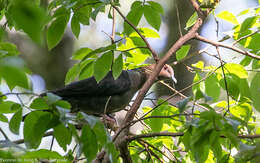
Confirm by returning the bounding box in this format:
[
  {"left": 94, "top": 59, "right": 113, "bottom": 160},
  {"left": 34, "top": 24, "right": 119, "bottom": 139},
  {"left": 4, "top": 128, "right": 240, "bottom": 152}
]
[{"left": 101, "top": 114, "right": 118, "bottom": 131}]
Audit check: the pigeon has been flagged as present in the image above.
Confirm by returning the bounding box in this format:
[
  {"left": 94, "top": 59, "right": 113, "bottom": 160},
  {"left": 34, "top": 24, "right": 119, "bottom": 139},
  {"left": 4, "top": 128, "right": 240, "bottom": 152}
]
[{"left": 50, "top": 64, "right": 176, "bottom": 116}]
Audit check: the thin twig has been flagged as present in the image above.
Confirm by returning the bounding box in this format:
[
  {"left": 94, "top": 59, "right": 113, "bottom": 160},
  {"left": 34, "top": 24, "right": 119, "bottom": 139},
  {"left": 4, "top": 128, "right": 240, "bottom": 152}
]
[
  {"left": 195, "top": 34, "right": 260, "bottom": 60},
  {"left": 112, "top": 5, "right": 159, "bottom": 62},
  {"left": 116, "top": 46, "right": 148, "bottom": 52},
  {"left": 0, "top": 127, "right": 9, "bottom": 140},
  {"left": 232, "top": 30, "right": 260, "bottom": 46},
  {"left": 139, "top": 139, "right": 175, "bottom": 162},
  {"left": 215, "top": 47, "right": 230, "bottom": 115},
  {"left": 13, "top": 131, "right": 54, "bottom": 144},
  {"left": 111, "top": 3, "right": 116, "bottom": 44},
  {"left": 159, "top": 81, "right": 210, "bottom": 111},
  {"left": 175, "top": 0, "right": 183, "bottom": 37},
  {"left": 50, "top": 136, "right": 55, "bottom": 151},
  {"left": 127, "top": 132, "right": 260, "bottom": 142}
]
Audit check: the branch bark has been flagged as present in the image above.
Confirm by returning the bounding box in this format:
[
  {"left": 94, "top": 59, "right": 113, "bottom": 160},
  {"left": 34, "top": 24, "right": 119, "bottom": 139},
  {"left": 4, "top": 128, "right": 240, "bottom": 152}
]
[{"left": 195, "top": 34, "right": 260, "bottom": 60}]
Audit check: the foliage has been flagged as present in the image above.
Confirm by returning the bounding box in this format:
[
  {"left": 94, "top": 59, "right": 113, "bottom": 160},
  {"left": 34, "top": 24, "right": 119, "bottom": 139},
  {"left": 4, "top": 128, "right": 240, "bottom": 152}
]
[{"left": 0, "top": 0, "right": 259, "bottom": 162}]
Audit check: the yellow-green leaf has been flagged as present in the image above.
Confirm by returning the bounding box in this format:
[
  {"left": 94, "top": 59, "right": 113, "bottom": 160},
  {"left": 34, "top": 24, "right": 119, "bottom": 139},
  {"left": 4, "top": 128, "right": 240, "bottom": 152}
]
[{"left": 216, "top": 11, "right": 239, "bottom": 25}]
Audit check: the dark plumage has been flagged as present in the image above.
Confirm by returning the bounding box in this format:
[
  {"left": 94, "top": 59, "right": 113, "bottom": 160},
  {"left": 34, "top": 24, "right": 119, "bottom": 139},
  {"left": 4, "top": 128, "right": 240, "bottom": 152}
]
[{"left": 50, "top": 64, "right": 176, "bottom": 115}]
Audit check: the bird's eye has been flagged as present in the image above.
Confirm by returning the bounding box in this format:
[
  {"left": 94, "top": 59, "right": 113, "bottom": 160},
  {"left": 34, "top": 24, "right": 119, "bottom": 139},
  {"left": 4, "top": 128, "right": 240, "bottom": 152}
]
[{"left": 164, "top": 66, "right": 167, "bottom": 70}]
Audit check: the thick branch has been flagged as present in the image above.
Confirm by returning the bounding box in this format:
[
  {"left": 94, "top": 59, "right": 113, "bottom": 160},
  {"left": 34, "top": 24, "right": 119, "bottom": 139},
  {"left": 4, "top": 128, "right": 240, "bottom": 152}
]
[{"left": 195, "top": 34, "right": 260, "bottom": 60}]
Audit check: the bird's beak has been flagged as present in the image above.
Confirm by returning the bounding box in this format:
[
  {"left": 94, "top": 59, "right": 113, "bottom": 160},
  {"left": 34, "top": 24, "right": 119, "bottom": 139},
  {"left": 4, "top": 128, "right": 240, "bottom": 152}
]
[{"left": 172, "top": 75, "right": 177, "bottom": 84}]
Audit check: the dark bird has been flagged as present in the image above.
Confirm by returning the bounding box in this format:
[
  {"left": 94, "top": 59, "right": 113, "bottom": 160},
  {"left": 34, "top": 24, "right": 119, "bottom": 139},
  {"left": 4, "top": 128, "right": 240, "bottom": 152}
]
[{"left": 50, "top": 64, "right": 176, "bottom": 116}]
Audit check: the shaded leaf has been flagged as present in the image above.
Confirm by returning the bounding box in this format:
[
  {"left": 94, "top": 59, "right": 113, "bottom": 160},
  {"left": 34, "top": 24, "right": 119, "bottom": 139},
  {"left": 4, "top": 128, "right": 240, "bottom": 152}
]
[
  {"left": 124, "top": 2, "right": 144, "bottom": 35},
  {"left": 94, "top": 51, "right": 113, "bottom": 82},
  {"left": 112, "top": 54, "right": 123, "bottom": 79},
  {"left": 10, "top": 0, "right": 48, "bottom": 43},
  {"left": 47, "top": 13, "right": 70, "bottom": 50},
  {"left": 24, "top": 111, "right": 54, "bottom": 148},
  {"left": 205, "top": 73, "right": 220, "bottom": 102},
  {"left": 250, "top": 74, "right": 260, "bottom": 112},
  {"left": 81, "top": 124, "right": 98, "bottom": 162},
  {"left": 30, "top": 98, "right": 49, "bottom": 110},
  {"left": 54, "top": 123, "right": 72, "bottom": 151},
  {"left": 9, "top": 108, "right": 22, "bottom": 135},
  {"left": 71, "top": 14, "right": 80, "bottom": 38},
  {"left": 144, "top": 5, "right": 161, "bottom": 31}
]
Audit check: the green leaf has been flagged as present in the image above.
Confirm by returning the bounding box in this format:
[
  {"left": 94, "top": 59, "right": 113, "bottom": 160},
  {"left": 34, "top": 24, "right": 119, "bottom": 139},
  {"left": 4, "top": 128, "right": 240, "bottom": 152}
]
[
  {"left": 47, "top": 14, "right": 70, "bottom": 50},
  {"left": 24, "top": 111, "right": 54, "bottom": 149},
  {"left": 30, "top": 98, "right": 49, "bottom": 110},
  {"left": 53, "top": 123, "right": 72, "bottom": 151},
  {"left": 9, "top": 108, "right": 22, "bottom": 135},
  {"left": 0, "top": 57, "right": 29, "bottom": 90},
  {"left": 82, "top": 44, "right": 116, "bottom": 61},
  {"left": 176, "top": 45, "right": 191, "bottom": 61},
  {"left": 94, "top": 51, "right": 113, "bottom": 82},
  {"left": 224, "top": 63, "right": 248, "bottom": 78},
  {"left": 250, "top": 74, "right": 260, "bottom": 112},
  {"left": 205, "top": 73, "right": 220, "bottom": 102},
  {"left": 65, "top": 63, "right": 80, "bottom": 84},
  {"left": 81, "top": 124, "right": 98, "bottom": 162},
  {"left": 0, "top": 42, "right": 19, "bottom": 59},
  {"left": 124, "top": 3, "right": 144, "bottom": 35},
  {"left": 93, "top": 121, "right": 108, "bottom": 146},
  {"left": 252, "top": 59, "right": 260, "bottom": 69},
  {"left": 239, "top": 79, "right": 251, "bottom": 99},
  {"left": 21, "top": 149, "right": 63, "bottom": 160},
  {"left": 144, "top": 5, "right": 161, "bottom": 31},
  {"left": 72, "top": 48, "right": 93, "bottom": 60},
  {"left": 216, "top": 11, "right": 239, "bottom": 25},
  {"left": 0, "top": 114, "right": 8, "bottom": 123},
  {"left": 54, "top": 100, "right": 71, "bottom": 110},
  {"left": 239, "top": 16, "right": 258, "bottom": 34},
  {"left": 10, "top": 0, "right": 48, "bottom": 43},
  {"left": 91, "top": 4, "right": 105, "bottom": 21},
  {"left": 71, "top": 14, "right": 80, "bottom": 38},
  {"left": 185, "top": 12, "right": 198, "bottom": 30},
  {"left": 219, "top": 74, "right": 240, "bottom": 100},
  {"left": 112, "top": 54, "right": 123, "bottom": 79},
  {"left": 147, "top": 1, "right": 164, "bottom": 14},
  {"left": 74, "top": 6, "right": 91, "bottom": 25},
  {"left": 0, "top": 101, "right": 19, "bottom": 114},
  {"left": 129, "top": 27, "right": 160, "bottom": 38},
  {"left": 79, "top": 61, "right": 94, "bottom": 80}
]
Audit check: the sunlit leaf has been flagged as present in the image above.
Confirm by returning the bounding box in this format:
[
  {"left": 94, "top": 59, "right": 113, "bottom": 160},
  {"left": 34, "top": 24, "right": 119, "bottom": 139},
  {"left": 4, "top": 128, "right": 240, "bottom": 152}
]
[
  {"left": 176, "top": 45, "right": 191, "bottom": 61},
  {"left": 217, "top": 11, "right": 239, "bottom": 25},
  {"left": 185, "top": 12, "right": 198, "bottom": 30}
]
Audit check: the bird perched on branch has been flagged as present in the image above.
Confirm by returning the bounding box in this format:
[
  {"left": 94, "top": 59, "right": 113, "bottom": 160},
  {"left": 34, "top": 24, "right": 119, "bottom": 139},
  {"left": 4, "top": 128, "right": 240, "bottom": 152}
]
[{"left": 50, "top": 64, "right": 176, "bottom": 116}]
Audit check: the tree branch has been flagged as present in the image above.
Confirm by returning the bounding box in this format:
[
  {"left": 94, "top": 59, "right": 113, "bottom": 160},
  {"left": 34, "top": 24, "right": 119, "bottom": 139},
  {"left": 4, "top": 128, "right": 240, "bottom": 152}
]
[
  {"left": 112, "top": 5, "right": 159, "bottom": 62},
  {"left": 195, "top": 34, "right": 260, "bottom": 60},
  {"left": 127, "top": 132, "right": 260, "bottom": 142}
]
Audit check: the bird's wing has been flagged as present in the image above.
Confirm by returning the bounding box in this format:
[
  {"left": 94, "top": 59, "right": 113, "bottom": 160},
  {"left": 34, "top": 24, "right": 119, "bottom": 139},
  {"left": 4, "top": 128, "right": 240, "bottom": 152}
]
[{"left": 53, "top": 71, "right": 131, "bottom": 97}]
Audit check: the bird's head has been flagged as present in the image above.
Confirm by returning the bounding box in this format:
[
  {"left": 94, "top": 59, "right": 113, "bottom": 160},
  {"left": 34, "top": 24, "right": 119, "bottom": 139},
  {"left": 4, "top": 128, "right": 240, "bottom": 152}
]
[{"left": 144, "top": 64, "right": 177, "bottom": 84}]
